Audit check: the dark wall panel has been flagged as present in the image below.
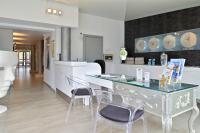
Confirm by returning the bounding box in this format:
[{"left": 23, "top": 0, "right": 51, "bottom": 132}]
[{"left": 125, "top": 6, "right": 200, "bottom": 66}]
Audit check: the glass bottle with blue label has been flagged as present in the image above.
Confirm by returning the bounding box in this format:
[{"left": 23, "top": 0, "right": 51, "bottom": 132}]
[
  {"left": 152, "top": 59, "right": 156, "bottom": 65},
  {"left": 148, "top": 59, "right": 152, "bottom": 65},
  {"left": 160, "top": 52, "right": 168, "bottom": 66}
]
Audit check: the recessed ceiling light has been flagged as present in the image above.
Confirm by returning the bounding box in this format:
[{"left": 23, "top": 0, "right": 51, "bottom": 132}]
[
  {"left": 46, "top": 8, "right": 63, "bottom": 16},
  {"left": 13, "top": 32, "right": 29, "bottom": 37},
  {"left": 53, "top": 9, "right": 57, "bottom": 14},
  {"left": 13, "top": 37, "right": 28, "bottom": 41},
  {"left": 13, "top": 42, "right": 31, "bottom": 45},
  {"left": 47, "top": 8, "right": 53, "bottom": 14},
  {"left": 58, "top": 10, "right": 63, "bottom": 16}
]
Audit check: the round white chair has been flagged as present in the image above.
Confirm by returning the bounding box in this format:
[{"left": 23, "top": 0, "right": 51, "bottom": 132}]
[
  {"left": 0, "top": 51, "right": 17, "bottom": 114},
  {"left": 0, "top": 81, "right": 11, "bottom": 113}
]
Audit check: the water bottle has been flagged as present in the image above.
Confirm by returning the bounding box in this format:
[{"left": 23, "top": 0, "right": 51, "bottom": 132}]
[
  {"left": 160, "top": 52, "right": 168, "bottom": 66},
  {"left": 148, "top": 59, "right": 152, "bottom": 65},
  {"left": 152, "top": 59, "right": 156, "bottom": 65}
]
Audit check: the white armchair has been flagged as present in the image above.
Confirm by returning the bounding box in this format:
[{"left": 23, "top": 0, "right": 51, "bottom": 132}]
[{"left": 0, "top": 51, "right": 17, "bottom": 113}]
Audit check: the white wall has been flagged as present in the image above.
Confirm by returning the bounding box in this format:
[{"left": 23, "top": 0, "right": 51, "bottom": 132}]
[
  {"left": 71, "top": 13, "right": 124, "bottom": 63},
  {"left": 43, "top": 28, "right": 61, "bottom": 89},
  {"left": 0, "top": 0, "right": 78, "bottom": 27},
  {"left": 0, "top": 28, "right": 13, "bottom": 51}
]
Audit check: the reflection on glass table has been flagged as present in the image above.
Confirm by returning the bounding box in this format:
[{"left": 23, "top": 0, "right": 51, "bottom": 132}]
[
  {"left": 91, "top": 74, "right": 198, "bottom": 93},
  {"left": 87, "top": 74, "right": 199, "bottom": 133}
]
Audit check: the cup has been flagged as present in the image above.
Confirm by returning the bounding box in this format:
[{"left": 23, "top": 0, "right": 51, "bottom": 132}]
[{"left": 144, "top": 72, "right": 150, "bottom": 82}]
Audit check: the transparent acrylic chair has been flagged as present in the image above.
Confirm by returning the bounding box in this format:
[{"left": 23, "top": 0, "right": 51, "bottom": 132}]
[
  {"left": 93, "top": 86, "right": 148, "bottom": 133},
  {"left": 65, "top": 75, "right": 94, "bottom": 122}
]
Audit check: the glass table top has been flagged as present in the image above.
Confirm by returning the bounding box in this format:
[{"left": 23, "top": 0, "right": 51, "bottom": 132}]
[{"left": 88, "top": 74, "right": 199, "bottom": 93}]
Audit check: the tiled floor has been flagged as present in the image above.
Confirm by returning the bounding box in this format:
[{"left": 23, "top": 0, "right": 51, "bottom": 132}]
[{"left": 0, "top": 68, "right": 199, "bottom": 133}]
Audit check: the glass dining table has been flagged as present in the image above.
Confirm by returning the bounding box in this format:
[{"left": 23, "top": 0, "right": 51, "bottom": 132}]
[{"left": 86, "top": 74, "right": 199, "bottom": 133}]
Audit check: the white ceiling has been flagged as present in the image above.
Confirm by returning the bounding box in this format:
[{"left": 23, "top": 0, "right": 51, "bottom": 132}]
[
  {"left": 126, "top": 0, "right": 200, "bottom": 21},
  {"left": 51, "top": 0, "right": 200, "bottom": 21}
]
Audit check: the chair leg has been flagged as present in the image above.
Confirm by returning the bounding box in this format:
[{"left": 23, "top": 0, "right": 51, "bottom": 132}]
[
  {"left": 93, "top": 113, "right": 99, "bottom": 133},
  {"left": 142, "top": 114, "right": 148, "bottom": 133},
  {"left": 108, "top": 121, "right": 113, "bottom": 133},
  {"left": 90, "top": 96, "right": 94, "bottom": 119},
  {"left": 65, "top": 96, "right": 75, "bottom": 123},
  {"left": 110, "top": 125, "right": 113, "bottom": 133},
  {"left": 126, "top": 123, "right": 133, "bottom": 133},
  {"left": 93, "top": 100, "right": 101, "bottom": 133}
]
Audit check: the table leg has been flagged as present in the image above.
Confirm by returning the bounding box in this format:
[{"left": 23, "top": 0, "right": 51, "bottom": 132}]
[
  {"left": 162, "top": 115, "right": 172, "bottom": 133},
  {"left": 162, "top": 94, "right": 172, "bottom": 133},
  {"left": 189, "top": 104, "right": 199, "bottom": 133},
  {"left": 84, "top": 97, "right": 90, "bottom": 106}
]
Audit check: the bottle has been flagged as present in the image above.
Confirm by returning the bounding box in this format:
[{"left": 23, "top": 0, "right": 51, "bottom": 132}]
[
  {"left": 148, "top": 59, "right": 152, "bottom": 65},
  {"left": 136, "top": 68, "right": 143, "bottom": 82},
  {"left": 152, "top": 59, "right": 156, "bottom": 65},
  {"left": 160, "top": 52, "right": 168, "bottom": 66}
]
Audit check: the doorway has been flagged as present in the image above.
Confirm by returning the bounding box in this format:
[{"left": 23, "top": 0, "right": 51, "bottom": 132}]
[
  {"left": 17, "top": 51, "right": 31, "bottom": 67},
  {"left": 83, "top": 35, "right": 103, "bottom": 62}
]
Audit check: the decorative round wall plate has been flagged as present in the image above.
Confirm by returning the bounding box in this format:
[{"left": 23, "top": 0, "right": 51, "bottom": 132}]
[
  {"left": 163, "top": 34, "right": 176, "bottom": 50},
  {"left": 180, "top": 32, "right": 197, "bottom": 48},
  {"left": 149, "top": 37, "right": 159, "bottom": 50},
  {"left": 135, "top": 39, "right": 146, "bottom": 52}
]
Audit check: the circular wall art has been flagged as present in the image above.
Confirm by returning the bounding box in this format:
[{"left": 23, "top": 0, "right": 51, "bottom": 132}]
[
  {"left": 163, "top": 34, "right": 176, "bottom": 50},
  {"left": 180, "top": 32, "right": 197, "bottom": 48},
  {"left": 135, "top": 39, "right": 146, "bottom": 52},
  {"left": 149, "top": 37, "right": 159, "bottom": 50}
]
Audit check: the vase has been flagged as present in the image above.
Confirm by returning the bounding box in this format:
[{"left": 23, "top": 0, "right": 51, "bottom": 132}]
[{"left": 120, "top": 48, "right": 128, "bottom": 62}]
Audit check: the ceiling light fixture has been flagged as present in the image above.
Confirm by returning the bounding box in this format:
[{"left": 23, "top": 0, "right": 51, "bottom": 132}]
[
  {"left": 14, "top": 40, "right": 31, "bottom": 44},
  {"left": 46, "top": 8, "right": 63, "bottom": 16},
  {"left": 53, "top": 9, "right": 57, "bottom": 14},
  {"left": 13, "top": 32, "right": 29, "bottom": 37},
  {"left": 58, "top": 10, "right": 63, "bottom": 16},
  {"left": 13, "top": 37, "right": 28, "bottom": 41},
  {"left": 46, "top": 8, "right": 53, "bottom": 14},
  {"left": 13, "top": 42, "right": 31, "bottom": 45}
]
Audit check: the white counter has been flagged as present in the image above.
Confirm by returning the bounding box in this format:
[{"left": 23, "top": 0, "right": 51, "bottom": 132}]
[
  {"left": 55, "top": 61, "right": 101, "bottom": 97},
  {"left": 54, "top": 61, "right": 87, "bottom": 66},
  {"left": 105, "top": 62, "right": 200, "bottom": 100}
]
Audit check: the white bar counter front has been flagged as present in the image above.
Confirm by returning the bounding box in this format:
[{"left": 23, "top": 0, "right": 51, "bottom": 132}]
[{"left": 54, "top": 61, "right": 101, "bottom": 97}]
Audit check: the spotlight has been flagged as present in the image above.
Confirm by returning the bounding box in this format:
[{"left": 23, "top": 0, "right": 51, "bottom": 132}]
[
  {"left": 58, "top": 10, "right": 63, "bottom": 16},
  {"left": 53, "top": 9, "right": 57, "bottom": 15},
  {"left": 46, "top": 8, "right": 53, "bottom": 14}
]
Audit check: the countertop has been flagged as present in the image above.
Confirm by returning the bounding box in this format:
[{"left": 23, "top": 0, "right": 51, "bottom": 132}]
[{"left": 54, "top": 61, "right": 87, "bottom": 66}]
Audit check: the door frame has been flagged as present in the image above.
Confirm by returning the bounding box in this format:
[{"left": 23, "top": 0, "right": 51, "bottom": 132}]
[
  {"left": 83, "top": 34, "right": 103, "bottom": 62},
  {"left": 17, "top": 50, "right": 31, "bottom": 68}
]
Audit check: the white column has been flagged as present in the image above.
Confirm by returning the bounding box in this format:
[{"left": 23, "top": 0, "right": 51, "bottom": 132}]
[
  {"left": 61, "top": 27, "right": 70, "bottom": 61},
  {"left": 55, "top": 28, "right": 61, "bottom": 61}
]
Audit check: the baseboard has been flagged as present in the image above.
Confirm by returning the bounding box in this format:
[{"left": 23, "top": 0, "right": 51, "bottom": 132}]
[
  {"left": 43, "top": 81, "right": 56, "bottom": 92},
  {"left": 43, "top": 81, "right": 71, "bottom": 103},
  {"left": 56, "top": 89, "right": 71, "bottom": 103}
]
